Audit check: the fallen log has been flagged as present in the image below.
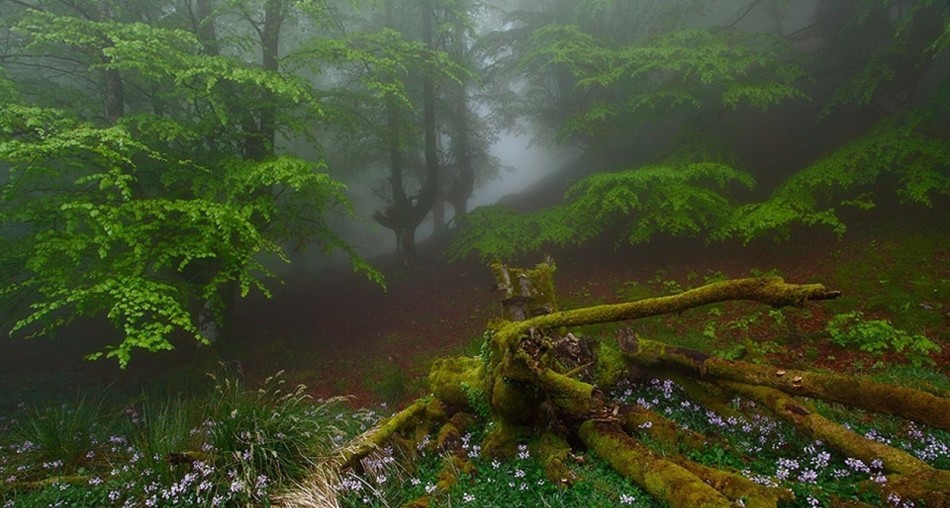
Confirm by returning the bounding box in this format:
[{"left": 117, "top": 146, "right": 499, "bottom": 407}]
[{"left": 617, "top": 334, "right": 950, "bottom": 430}]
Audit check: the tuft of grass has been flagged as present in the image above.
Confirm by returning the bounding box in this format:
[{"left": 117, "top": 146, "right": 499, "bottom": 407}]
[
  {"left": 5, "top": 394, "right": 114, "bottom": 477},
  {"left": 0, "top": 370, "right": 361, "bottom": 507}
]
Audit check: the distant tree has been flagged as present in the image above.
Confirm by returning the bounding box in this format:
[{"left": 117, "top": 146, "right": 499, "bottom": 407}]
[
  {"left": 0, "top": 0, "right": 377, "bottom": 366},
  {"left": 447, "top": 0, "right": 950, "bottom": 261}
]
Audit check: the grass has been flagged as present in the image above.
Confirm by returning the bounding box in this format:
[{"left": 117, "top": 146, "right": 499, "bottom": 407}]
[
  {"left": 4, "top": 365, "right": 948, "bottom": 507},
  {"left": 1, "top": 369, "right": 358, "bottom": 507}
]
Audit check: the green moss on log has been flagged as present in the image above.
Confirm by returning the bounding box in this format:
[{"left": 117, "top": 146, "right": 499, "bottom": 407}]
[
  {"left": 343, "top": 397, "right": 431, "bottom": 469},
  {"left": 620, "top": 336, "right": 950, "bottom": 430},
  {"left": 428, "top": 356, "right": 483, "bottom": 409},
  {"left": 593, "top": 340, "right": 627, "bottom": 387},
  {"left": 536, "top": 368, "right": 596, "bottom": 417},
  {"left": 534, "top": 432, "right": 576, "bottom": 486},
  {"left": 579, "top": 421, "right": 733, "bottom": 508},
  {"left": 621, "top": 404, "right": 708, "bottom": 453},
  {"left": 719, "top": 381, "right": 949, "bottom": 487},
  {"left": 671, "top": 458, "right": 794, "bottom": 508}
]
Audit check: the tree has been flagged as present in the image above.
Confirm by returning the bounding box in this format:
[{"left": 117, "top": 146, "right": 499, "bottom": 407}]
[
  {"left": 448, "top": 0, "right": 949, "bottom": 261},
  {"left": 0, "top": 0, "right": 376, "bottom": 366}
]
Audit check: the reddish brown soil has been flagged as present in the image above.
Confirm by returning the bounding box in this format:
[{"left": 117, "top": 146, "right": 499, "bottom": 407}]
[{"left": 0, "top": 207, "right": 946, "bottom": 410}]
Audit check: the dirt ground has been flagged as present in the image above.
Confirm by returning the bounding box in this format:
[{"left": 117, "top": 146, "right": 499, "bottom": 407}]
[{"left": 0, "top": 204, "right": 947, "bottom": 410}]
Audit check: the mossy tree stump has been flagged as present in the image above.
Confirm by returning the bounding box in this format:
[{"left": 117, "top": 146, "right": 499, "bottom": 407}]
[{"left": 321, "top": 259, "right": 948, "bottom": 508}]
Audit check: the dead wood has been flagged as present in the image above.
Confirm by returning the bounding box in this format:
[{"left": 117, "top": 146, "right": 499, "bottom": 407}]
[{"left": 618, "top": 335, "right": 950, "bottom": 430}]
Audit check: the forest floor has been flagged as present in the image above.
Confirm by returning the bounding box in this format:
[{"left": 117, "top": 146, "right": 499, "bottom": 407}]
[
  {"left": 0, "top": 205, "right": 947, "bottom": 410},
  {"left": 228, "top": 203, "right": 950, "bottom": 407}
]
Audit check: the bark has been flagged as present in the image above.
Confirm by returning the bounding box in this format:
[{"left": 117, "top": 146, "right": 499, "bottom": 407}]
[
  {"left": 617, "top": 335, "right": 950, "bottom": 430},
  {"left": 579, "top": 420, "right": 734, "bottom": 508},
  {"left": 371, "top": 0, "right": 440, "bottom": 266},
  {"left": 490, "top": 256, "right": 558, "bottom": 321}
]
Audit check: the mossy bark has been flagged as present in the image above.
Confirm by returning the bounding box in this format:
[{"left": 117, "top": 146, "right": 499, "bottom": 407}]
[
  {"left": 342, "top": 397, "right": 437, "bottom": 469},
  {"left": 718, "top": 381, "right": 950, "bottom": 501},
  {"left": 578, "top": 420, "right": 734, "bottom": 508},
  {"left": 490, "top": 256, "right": 558, "bottom": 321},
  {"left": 716, "top": 380, "right": 940, "bottom": 476},
  {"left": 620, "top": 404, "right": 708, "bottom": 452},
  {"left": 336, "top": 262, "right": 948, "bottom": 508},
  {"left": 669, "top": 458, "right": 794, "bottom": 508},
  {"left": 620, "top": 336, "right": 950, "bottom": 430}
]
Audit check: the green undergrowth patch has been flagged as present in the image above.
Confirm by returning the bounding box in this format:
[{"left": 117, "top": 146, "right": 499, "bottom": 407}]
[
  {"left": 0, "top": 369, "right": 374, "bottom": 507},
  {"left": 826, "top": 233, "right": 948, "bottom": 334},
  {"left": 3, "top": 368, "right": 949, "bottom": 506},
  {"left": 335, "top": 425, "right": 654, "bottom": 508}
]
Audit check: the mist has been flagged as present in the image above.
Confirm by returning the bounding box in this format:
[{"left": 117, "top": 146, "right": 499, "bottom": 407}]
[{"left": 0, "top": 2, "right": 947, "bottom": 506}]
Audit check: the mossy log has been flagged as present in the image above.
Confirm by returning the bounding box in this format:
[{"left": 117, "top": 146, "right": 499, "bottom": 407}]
[
  {"left": 493, "top": 277, "right": 840, "bottom": 343},
  {"left": 332, "top": 262, "right": 947, "bottom": 508},
  {"left": 619, "top": 335, "right": 950, "bottom": 430},
  {"left": 719, "top": 381, "right": 950, "bottom": 505},
  {"left": 578, "top": 420, "right": 735, "bottom": 508},
  {"left": 340, "top": 397, "right": 438, "bottom": 469},
  {"left": 718, "top": 380, "right": 950, "bottom": 478},
  {"left": 620, "top": 404, "right": 709, "bottom": 452},
  {"left": 669, "top": 458, "right": 794, "bottom": 508}
]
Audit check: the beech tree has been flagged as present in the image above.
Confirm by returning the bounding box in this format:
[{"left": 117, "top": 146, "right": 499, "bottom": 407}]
[
  {"left": 448, "top": 0, "right": 950, "bottom": 261},
  {"left": 0, "top": 0, "right": 377, "bottom": 366}
]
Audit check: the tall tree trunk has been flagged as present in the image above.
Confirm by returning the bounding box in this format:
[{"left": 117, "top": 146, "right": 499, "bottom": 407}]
[
  {"left": 417, "top": 0, "right": 440, "bottom": 218},
  {"left": 250, "top": 0, "right": 283, "bottom": 159},
  {"left": 372, "top": 0, "right": 440, "bottom": 266}
]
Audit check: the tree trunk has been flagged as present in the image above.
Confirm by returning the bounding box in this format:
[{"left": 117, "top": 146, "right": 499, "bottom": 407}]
[{"left": 371, "top": 0, "right": 441, "bottom": 266}]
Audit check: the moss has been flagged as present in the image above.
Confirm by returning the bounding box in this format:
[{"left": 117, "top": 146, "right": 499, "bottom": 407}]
[
  {"left": 623, "top": 335, "right": 950, "bottom": 430},
  {"left": 488, "top": 375, "right": 539, "bottom": 424},
  {"left": 533, "top": 432, "right": 576, "bottom": 486},
  {"left": 720, "top": 381, "right": 945, "bottom": 482},
  {"left": 579, "top": 421, "right": 733, "bottom": 508},
  {"left": 400, "top": 497, "right": 430, "bottom": 508},
  {"left": 481, "top": 420, "right": 520, "bottom": 458},
  {"left": 436, "top": 422, "right": 462, "bottom": 453},
  {"left": 621, "top": 404, "right": 708, "bottom": 453},
  {"left": 536, "top": 368, "right": 596, "bottom": 416},
  {"left": 593, "top": 339, "right": 627, "bottom": 387},
  {"left": 435, "top": 454, "right": 474, "bottom": 492},
  {"left": 671, "top": 459, "right": 793, "bottom": 508},
  {"left": 342, "top": 397, "right": 431, "bottom": 469},
  {"left": 428, "top": 356, "right": 483, "bottom": 408}
]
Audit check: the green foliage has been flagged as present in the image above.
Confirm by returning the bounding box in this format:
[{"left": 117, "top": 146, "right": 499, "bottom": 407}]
[
  {"left": 820, "top": 0, "right": 948, "bottom": 116},
  {"left": 447, "top": 162, "right": 753, "bottom": 261},
  {"left": 521, "top": 24, "right": 806, "bottom": 139},
  {"left": 6, "top": 395, "right": 114, "bottom": 476},
  {"left": 826, "top": 311, "right": 941, "bottom": 367},
  {"left": 0, "top": 8, "right": 379, "bottom": 366},
  {"left": 202, "top": 371, "right": 343, "bottom": 487},
  {"left": 719, "top": 115, "right": 950, "bottom": 243}
]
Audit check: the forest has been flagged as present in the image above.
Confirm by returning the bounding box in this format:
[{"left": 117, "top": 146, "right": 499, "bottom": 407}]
[{"left": 0, "top": 0, "right": 948, "bottom": 507}]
